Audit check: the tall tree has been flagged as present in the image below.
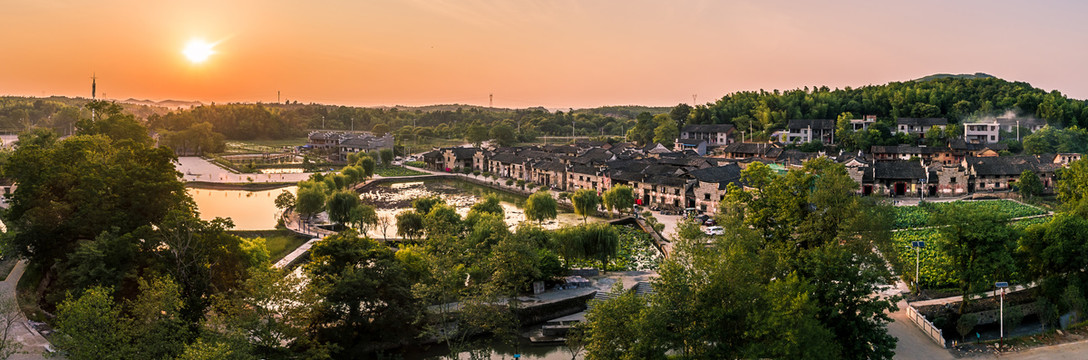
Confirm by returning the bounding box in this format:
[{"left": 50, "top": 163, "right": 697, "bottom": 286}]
[
  {"left": 525, "top": 191, "right": 558, "bottom": 224},
  {"left": 571, "top": 189, "right": 601, "bottom": 224},
  {"left": 602, "top": 185, "right": 635, "bottom": 216}
]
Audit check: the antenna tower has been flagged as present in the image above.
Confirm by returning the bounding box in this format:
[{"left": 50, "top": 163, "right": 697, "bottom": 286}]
[{"left": 489, "top": 93, "right": 493, "bottom": 108}]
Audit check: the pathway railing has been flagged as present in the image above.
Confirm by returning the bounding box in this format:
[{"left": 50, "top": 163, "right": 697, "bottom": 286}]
[{"left": 906, "top": 303, "right": 946, "bottom": 348}]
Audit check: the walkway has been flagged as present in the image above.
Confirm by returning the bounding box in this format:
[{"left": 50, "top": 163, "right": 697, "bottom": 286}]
[
  {"left": 2, "top": 261, "right": 52, "bottom": 360},
  {"left": 177, "top": 156, "right": 318, "bottom": 184}
]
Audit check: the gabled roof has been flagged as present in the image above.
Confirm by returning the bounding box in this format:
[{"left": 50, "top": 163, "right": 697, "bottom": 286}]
[
  {"left": 445, "top": 147, "right": 477, "bottom": 159},
  {"left": 681, "top": 123, "right": 735, "bottom": 133},
  {"left": 967, "top": 155, "right": 1051, "bottom": 176},
  {"left": 534, "top": 160, "right": 567, "bottom": 173},
  {"left": 787, "top": 119, "right": 835, "bottom": 130},
  {"left": 722, "top": 142, "right": 776, "bottom": 155},
  {"left": 871, "top": 145, "right": 937, "bottom": 155},
  {"left": 896, "top": 118, "right": 947, "bottom": 127},
  {"left": 687, "top": 164, "right": 742, "bottom": 184},
  {"left": 873, "top": 160, "right": 926, "bottom": 180}
]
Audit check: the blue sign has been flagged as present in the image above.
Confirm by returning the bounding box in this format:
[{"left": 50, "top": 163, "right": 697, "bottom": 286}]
[
  {"left": 911, "top": 241, "right": 925, "bottom": 248},
  {"left": 995, "top": 282, "right": 1009, "bottom": 288}
]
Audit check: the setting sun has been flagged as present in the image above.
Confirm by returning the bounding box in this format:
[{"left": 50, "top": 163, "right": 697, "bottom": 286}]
[{"left": 182, "top": 39, "right": 215, "bottom": 64}]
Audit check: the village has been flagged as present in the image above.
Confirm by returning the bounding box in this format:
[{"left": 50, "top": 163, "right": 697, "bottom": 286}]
[{"left": 352, "top": 116, "right": 1082, "bottom": 218}]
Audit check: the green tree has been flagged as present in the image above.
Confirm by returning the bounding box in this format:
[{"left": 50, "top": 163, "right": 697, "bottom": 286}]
[
  {"left": 305, "top": 231, "right": 420, "bottom": 356},
  {"left": 525, "top": 191, "right": 558, "bottom": 224},
  {"left": 469, "top": 195, "right": 504, "bottom": 218},
  {"left": 274, "top": 190, "right": 296, "bottom": 218},
  {"left": 371, "top": 123, "right": 389, "bottom": 135},
  {"left": 395, "top": 210, "right": 425, "bottom": 241},
  {"left": 466, "top": 123, "right": 489, "bottom": 147},
  {"left": 652, "top": 117, "right": 679, "bottom": 147},
  {"left": 54, "top": 286, "right": 132, "bottom": 360},
  {"left": 1018, "top": 169, "right": 1044, "bottom": 199},
  {"left": 571, "top": 189, "right": 600, "bottom": 224},
  {"left": 602, "top": 185, "right": 635, "bottom": 216},
  {"left": 358, "top": 156, "right": 376, "bottom": 178},
  {"left": 295, "top": 183, "right": 328, "bottom": 221},
  {"left": 3, "top": 129, "right": 186, "bottom": 267},
  {"left": 932, "top": 202, "right": 1015, "bottom": 313},
  {"left": 489, "top": 124, "right": 517, "bottom": 147},
  {"left": 326, "top": 191, "right": 361, "bottom": 226},
  {"left": 1057, "top": 158, "right": 1088, "bottom": 215},
  {"left": 379, "top": 148, "right": 394, "bottom": 165},
  {"left": 412, "top": 195, "right": 444, "bottom": 216},
  {"left": 349, "top": 204, "right": 378, "bottom": 235}
]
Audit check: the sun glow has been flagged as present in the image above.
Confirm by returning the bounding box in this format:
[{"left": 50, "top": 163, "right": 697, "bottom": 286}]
[{"left": 182, "top": 39, "right": 215, "bottom": 63}]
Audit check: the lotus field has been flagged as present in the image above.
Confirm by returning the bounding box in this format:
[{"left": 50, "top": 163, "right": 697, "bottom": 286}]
[{"left": 893, "top": 200, "right": 1047, "bottom": 229}]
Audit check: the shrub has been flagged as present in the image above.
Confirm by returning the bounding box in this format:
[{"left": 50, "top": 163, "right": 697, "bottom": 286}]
[{"left": 506, "top": 179, "right": 515, "bottom": 186}]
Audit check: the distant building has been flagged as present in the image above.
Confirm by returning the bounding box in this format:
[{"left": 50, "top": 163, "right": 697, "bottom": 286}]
[
  {"left": 306, "top": 131, "right": 394, "bottom": 162},
  {"left": 963, "top": 120, "right": 1000, "bottom": 144},
  {"left": 785, "top": 119, "right": 835, "bottom": 144},
  {"left": 894, "top": 118, "right": 947, "bottom": 138},
  {"left": 674, "top": 138, "right": 708, "bottom": 156},
  {"left": 850, "top": 115, "right": 878, "bottom": 131},
  {"left": 679, "top": 123, "right": 735, "bottom": 147}
]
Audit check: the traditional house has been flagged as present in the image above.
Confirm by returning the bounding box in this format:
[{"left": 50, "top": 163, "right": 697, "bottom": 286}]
[
  {"left": 530, "top": 160, "right": 568, "bottom": 190},
  {"left": 441, "top": 148, "right": 476, "bottom": 172},
  {"left": 675, "top": 138, "right": 708, "bottom": 156},
  {"left": 928, "top": 164, "right": 968, "bottom": 197},
  {"left": 872, "top": 160, "right": 927, "bottom": 197},
  {"left": 871, "top": 145, "right": 938, "bottom": 162},
  {"left": 719, "top": 142, "right": 778, "bottom": 159},
  {"left": 686, "top": 164, "right": 743, "bottom": 214},
  {"left": 965, "top": 155, "right": 1059, "bottom": 192}
]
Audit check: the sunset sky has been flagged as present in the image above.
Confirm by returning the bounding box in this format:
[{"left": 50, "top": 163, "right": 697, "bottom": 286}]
[{"left": 2, "top": 0, "right": 1087, "bottom": 109}]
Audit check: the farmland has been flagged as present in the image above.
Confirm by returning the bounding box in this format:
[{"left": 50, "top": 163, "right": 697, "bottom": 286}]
[{"left": 893, "top": 200, "right": 1047, "bottom": 229}]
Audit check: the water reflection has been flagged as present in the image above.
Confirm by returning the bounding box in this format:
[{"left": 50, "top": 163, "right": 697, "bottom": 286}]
[{"left": 187, "top": 186, "right": 297, "bottom": 230}]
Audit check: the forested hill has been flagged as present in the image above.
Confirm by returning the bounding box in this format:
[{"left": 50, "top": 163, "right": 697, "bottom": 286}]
[
  {"left": 683, "top": 75, "right": 1088, "bottom": 138},
  {"left": 3, "top": 75, "right": 1088, "bottom": 143}
]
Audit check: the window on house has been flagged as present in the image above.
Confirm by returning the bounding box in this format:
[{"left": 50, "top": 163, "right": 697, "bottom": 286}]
[
  {"left": 950, "top": 177, "right": 956, "bottom": 183},
  {"left": 704, "top": 194, "right": 711, "bottom": 200}
]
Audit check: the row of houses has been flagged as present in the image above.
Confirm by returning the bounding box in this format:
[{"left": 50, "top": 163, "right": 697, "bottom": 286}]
[
  {"left": 420, "top": 141, "right": 1081, "bottom": 216},
  {"left": 675, "top": 116, "right": 1048, "bottom": 155},
  {"left": 306, "top": 131, "right": 395, "bottom": 161}
]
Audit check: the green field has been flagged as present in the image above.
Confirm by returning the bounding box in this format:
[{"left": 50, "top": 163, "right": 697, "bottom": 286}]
[
  {"left": 891, "top": 214, "right": 1054, "bottom": 289},
  {"left": 893, "top": 200, "right": 1047, "bottom": 229},
  {"left": 375, "top": 165, "right": 428, "bottom": 177},
  {"left": 230, "top": 229, "right": 311, "bottom": 262}
]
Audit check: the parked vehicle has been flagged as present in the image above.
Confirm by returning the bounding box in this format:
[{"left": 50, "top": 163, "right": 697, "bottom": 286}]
[
  {"left": 704, "top": 226, "right": 724, "bottom": 236},
  {"left": 703, "top": 219, "right": 716, "bottom": 226}
]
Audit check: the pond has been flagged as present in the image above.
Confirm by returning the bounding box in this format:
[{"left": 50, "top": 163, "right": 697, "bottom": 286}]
[
  {"left": 402, "top": 336, "right": 578, "bottom": 360},
  {"left": 187, "top": 186, "right": 296, "bottom": 230},
  {"left": 360, "top": 179, "right": 596, "bottom": 235}
]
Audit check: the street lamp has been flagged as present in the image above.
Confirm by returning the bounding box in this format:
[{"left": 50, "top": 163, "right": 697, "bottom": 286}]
[
  {"left": 996, "top": 281, "right": 1009, "bottom": 343},
  {"left": 912, "top": 241, "right": 925, "bottom": 291}
]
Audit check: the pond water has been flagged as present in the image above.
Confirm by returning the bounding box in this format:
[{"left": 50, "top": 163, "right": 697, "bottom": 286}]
[
  {"left": 402, "top": 336, "right": 577, "bottom": 360},
  {"left": 187, "top": 186, "right": 296, "bottom": 230},
  {"left": 360, "top": 179, "right": 595, "bottom": 235},
  {"left": 259, "top": 168, "right": 306, "bottom": 174}
]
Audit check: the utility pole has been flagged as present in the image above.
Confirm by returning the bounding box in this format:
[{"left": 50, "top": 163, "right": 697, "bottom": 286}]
[
  {"left": 692, "top": 94, "right": 697, "bottom": 105},
  {"left": 351, "top": 117, "right": 354, "bottom": 132},
  {"left": 278, "top": 90, "right": 281, "bottom": 104},
  {"left": 489, "top": 93, "right": 493, "bottom": 108}
]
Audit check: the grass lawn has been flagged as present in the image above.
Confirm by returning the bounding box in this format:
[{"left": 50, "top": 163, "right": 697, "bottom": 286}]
[{"left": 230, "top": 229, "right": 311, "bottom": 262}]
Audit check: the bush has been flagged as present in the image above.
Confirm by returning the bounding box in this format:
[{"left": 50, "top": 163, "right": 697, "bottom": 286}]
[
  {"left": 505, "top": 179, "right": 515, "bottom": 186},
  {"left": 473, "top": 170, "right": 481, "bottom": 176},
  {"left": 404, "top": 161, "right": 426, "bottom": 168},
  {"left": 956, "top": 313, "right": 978, "bottom": 340},
  {"left": 516, "top": 180, "right": 526, "bottom": 189}
]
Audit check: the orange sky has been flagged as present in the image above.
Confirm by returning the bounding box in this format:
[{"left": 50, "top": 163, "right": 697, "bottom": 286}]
[{"left": 2, "top": 0, "right": 1088, "bottom": 109}]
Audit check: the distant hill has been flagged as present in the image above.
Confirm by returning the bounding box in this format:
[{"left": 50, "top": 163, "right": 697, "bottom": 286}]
[
  {"left": 573, "top": 105, "right": 671, "bottom": 118},
  {"left": 120, "top": 98, "right": 203, "bottom": 109},
  {"left": 913, "top": 72, "right": 996, "bottom": 82}
]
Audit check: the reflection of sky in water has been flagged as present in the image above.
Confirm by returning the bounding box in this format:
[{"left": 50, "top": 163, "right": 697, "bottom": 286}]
[{"left": 187, "top": 186, "right": 297, "bottom": 230}]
